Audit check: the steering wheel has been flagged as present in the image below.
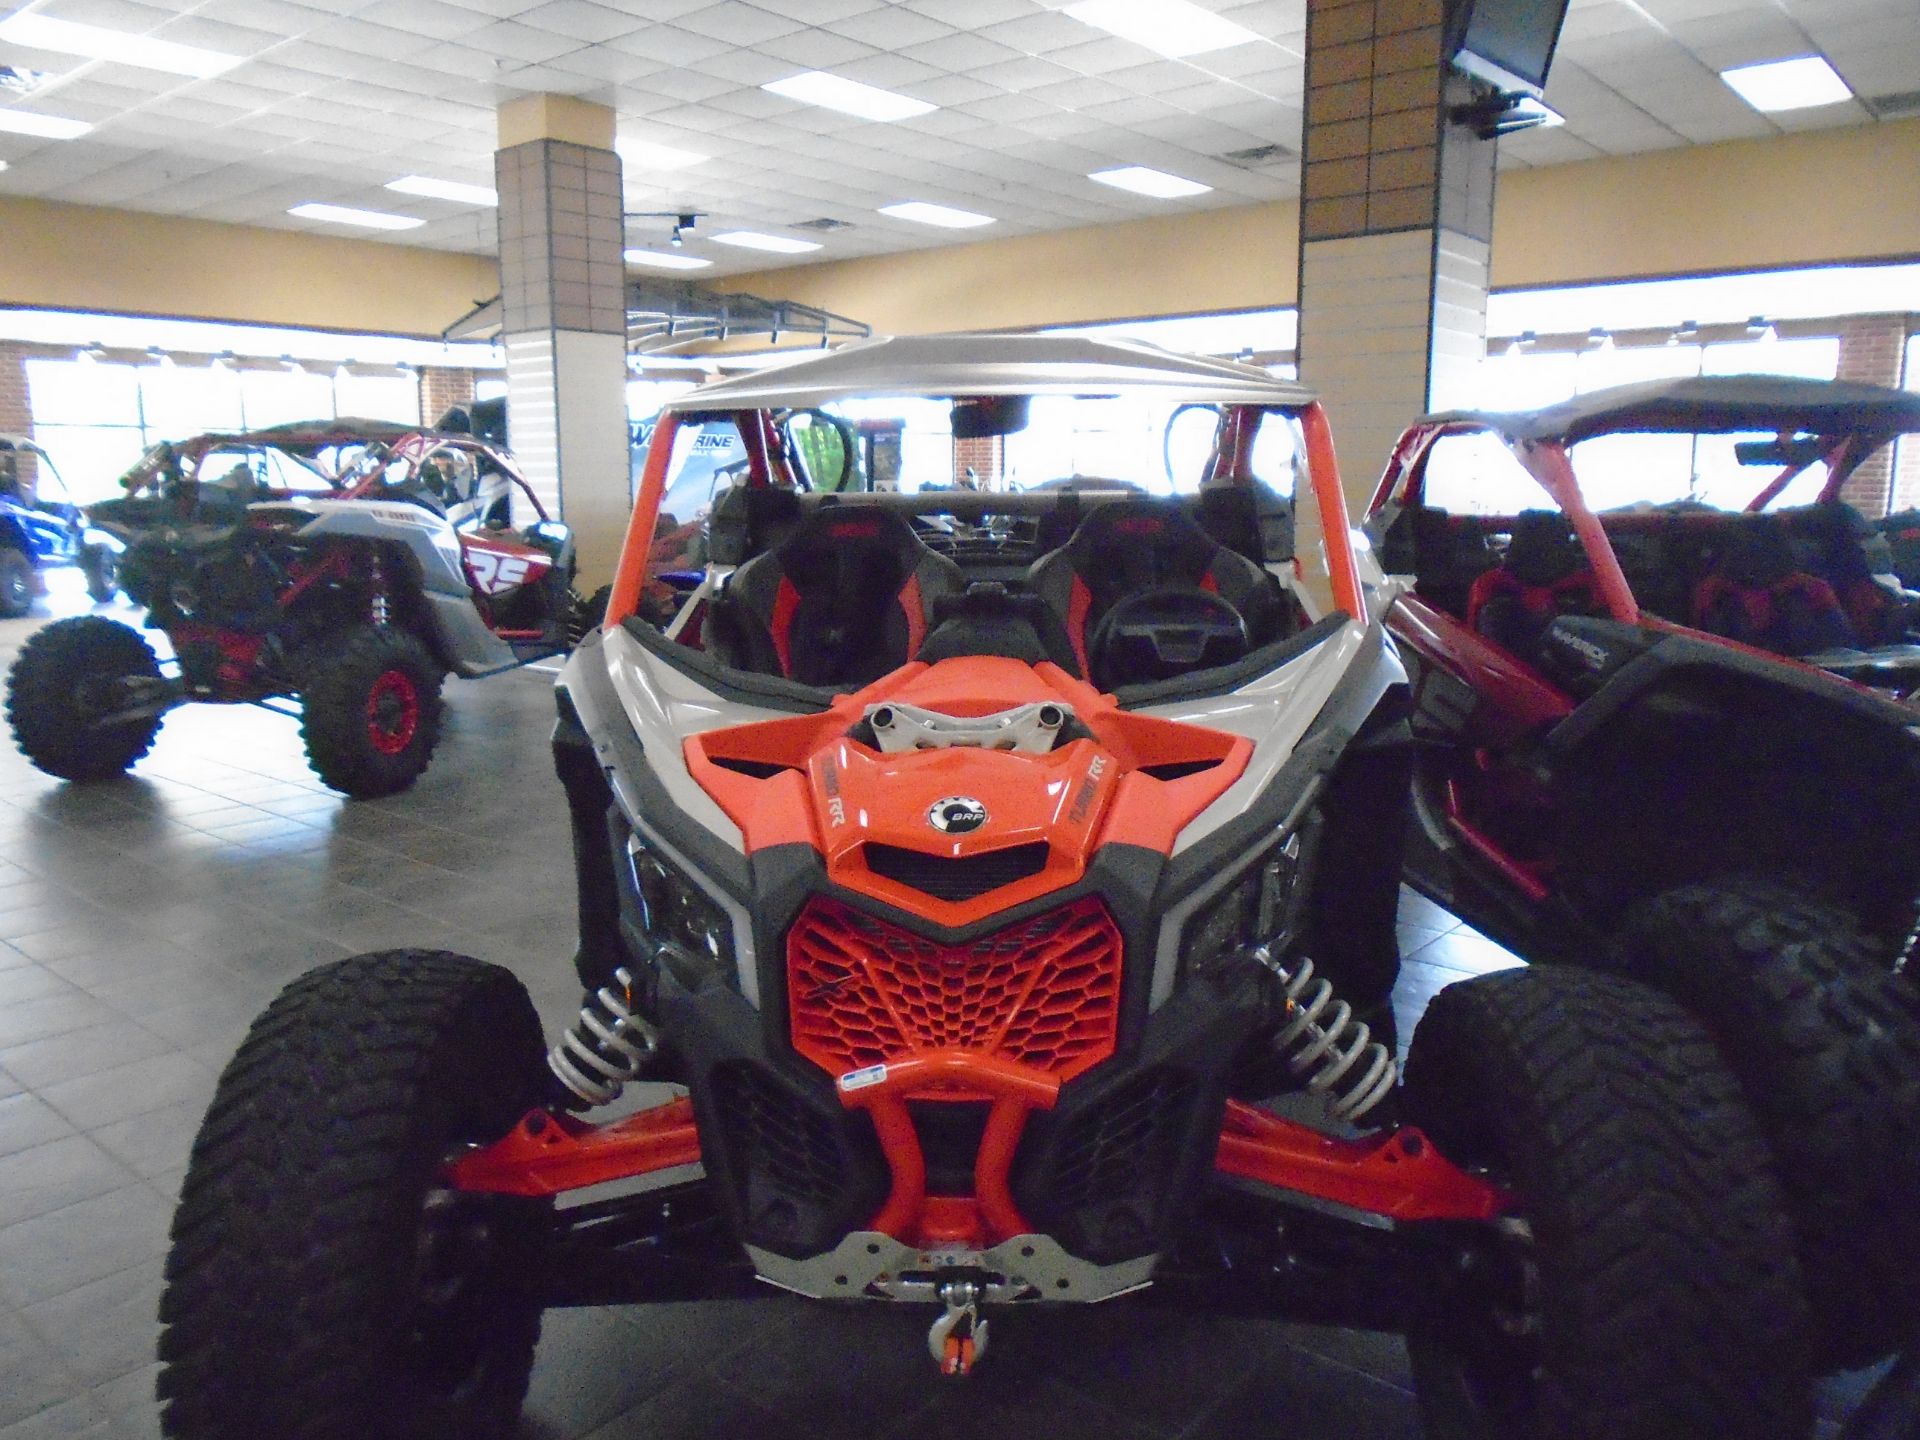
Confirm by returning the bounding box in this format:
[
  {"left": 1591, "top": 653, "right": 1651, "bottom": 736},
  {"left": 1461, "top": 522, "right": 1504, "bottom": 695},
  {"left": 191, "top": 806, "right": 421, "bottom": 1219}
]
[{"left": 1088, "top": 585, "right": 1249, "bottom": 689}]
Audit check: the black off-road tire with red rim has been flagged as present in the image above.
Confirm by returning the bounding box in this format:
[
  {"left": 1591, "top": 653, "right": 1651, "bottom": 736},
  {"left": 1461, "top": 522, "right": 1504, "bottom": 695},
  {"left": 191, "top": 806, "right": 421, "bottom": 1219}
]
[
  {"left": 1402, "top": 965, "right": 1811, "bottom": 1440},
  {"left": 156, "top": 950, "right": 550, "bottom": 1440},
  {"left": 7, "top": 614, "right": 164, "bottom": 779},
  {"left": 299, "top": 626, "right": 444, "bottom": 798},
  {"left": 1611, "top": 877, "right": 1920, "bottom": 1371}
]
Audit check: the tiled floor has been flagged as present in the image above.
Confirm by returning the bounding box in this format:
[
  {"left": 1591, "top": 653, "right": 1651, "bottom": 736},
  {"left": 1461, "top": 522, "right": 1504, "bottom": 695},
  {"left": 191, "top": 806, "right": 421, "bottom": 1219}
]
[{"left": 0, "top": 576, "right": 1877, "bottom": 1438}]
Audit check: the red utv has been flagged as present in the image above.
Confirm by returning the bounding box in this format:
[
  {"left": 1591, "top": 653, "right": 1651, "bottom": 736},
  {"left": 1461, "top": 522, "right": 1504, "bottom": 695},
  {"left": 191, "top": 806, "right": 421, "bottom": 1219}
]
[
  {"left": 1368, "top": 372, "right": 1920, "bottom": 1377},
  {"left": 5, "top": 420, "right": 596, "bottom": 797},
  {"left": 154, "top": 338, "right": 1867, "bottom": 1440}
]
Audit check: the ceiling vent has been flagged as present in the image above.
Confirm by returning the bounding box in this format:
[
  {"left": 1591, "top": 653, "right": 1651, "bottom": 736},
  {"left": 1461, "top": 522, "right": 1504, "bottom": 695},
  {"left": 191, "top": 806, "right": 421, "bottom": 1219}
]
[
  {"left": 1866, "top": 89, "right": 1920, "bottom": 119},
  {"left": 1219, "top": 142, "right": 1295, "bottom": 168},
  {"left": 0, "top": 65, "right": 52, "bottom": 95},
  {"left": 792, "top": 217, "right": 854, "bottom": 231}
]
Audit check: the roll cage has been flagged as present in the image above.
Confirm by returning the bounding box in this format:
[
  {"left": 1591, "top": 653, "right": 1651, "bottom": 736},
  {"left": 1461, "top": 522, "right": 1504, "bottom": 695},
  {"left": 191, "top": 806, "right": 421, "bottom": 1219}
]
[{"left": 605, "top": 336, "right": 1368, "bottom": 632}]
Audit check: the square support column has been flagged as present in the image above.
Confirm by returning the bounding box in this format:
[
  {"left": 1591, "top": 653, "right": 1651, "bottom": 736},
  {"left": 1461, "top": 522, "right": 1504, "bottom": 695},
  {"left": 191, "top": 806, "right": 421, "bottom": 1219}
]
[
  {"left": 496, "top": 95, "right": 630, "bottom": 587},
  {"left": 1296, "top": 0, "right": 1498, "bottom": 513}
]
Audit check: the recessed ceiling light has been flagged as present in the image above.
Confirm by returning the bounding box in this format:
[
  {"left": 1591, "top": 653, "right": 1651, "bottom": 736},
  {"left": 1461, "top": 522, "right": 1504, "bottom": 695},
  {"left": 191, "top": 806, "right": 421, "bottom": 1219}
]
[
  {"left": 288, "top": 203, "right": 424, "bottom": 231},
  {"left": 386, "top": 175, "right": 497, "bottom": 206},
  {"left": 0, "top": 159, "right": 8, "bottom": 172},
  {"left": 1088, "top": 165, "right": 1212, "bottom": 199},
  {"left": 879, "top": 201, "right": 995, "bottom": 229},
  {"left": 0, "top": 108, "right": 90, "bottom": 140},
  {"left": 0, "top": 12, "right": 242, "bottom": 77},
  {"left": 616, "top": 137, "right": 707, "bottom": 170},
  {"left": 710, "top": 230, "right": 823, "bottom": 254},
  {"left": 1063, "top": 0, "right": 1260, "bottom": 59},
  {"left": 762, "top": 70, "right": 935, "bottom": 122},
  {"left": 1513, "top": 97, "right": 1564, "bottom": 127},
  {"left": 1720, "top": 55, "right": 1853, "bottom": 112},
  {"left": 625, "top": 249, "right": 712, "bottom": 270}
]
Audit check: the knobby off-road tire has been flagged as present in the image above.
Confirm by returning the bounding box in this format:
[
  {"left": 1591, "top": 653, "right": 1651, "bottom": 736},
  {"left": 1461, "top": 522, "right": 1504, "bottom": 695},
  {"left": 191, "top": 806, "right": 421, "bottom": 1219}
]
[
  {"left": 81, "top": 544, "right": 119, "bottom": 602},
  {"left": 6, "top": 615, "right": 162, "bottom": 779},
  {"left": 0, "top": 545, "right": 33, "bottom": 616},
  {"left": 1614, "top": 877, "right": 1920, "bottom": 1370},
  {"left": 1403, "top": 965, "right": 1811, "bottom": 1440},
  {"left": 299, "top": 625, "right": 444, "bottom": 798},
  {"left": 157, "top": 950, "right": 550, "bottom": 1440}
]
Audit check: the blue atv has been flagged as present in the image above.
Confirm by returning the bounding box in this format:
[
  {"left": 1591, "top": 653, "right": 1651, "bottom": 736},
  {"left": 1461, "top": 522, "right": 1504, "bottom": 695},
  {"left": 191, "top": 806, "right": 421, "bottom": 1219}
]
[{"left": 0, "top": 435, "right": 122, "bottom": 616}]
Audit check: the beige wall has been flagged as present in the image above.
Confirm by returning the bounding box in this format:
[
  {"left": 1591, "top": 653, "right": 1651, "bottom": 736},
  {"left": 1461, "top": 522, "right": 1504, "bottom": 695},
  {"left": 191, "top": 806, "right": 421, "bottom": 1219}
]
[
  {"left": 0, "top": 195, "right": 497, "bottom": 337},
  {"left": 1, "top": 116, "right": 1914, "bottom": 341},
  {"left": 720, "top": 117, "right": 1920, "bottom": 334}
]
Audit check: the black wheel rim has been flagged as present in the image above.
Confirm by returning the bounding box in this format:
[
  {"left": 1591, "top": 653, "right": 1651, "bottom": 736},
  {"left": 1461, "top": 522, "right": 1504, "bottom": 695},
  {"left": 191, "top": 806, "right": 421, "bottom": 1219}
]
[
  {"left": 402, "top": 1186, "right": 534, "bottom": 1405},
  {"left": 1411, "top": 1223, "right": 1542, "bottom": 1438}
]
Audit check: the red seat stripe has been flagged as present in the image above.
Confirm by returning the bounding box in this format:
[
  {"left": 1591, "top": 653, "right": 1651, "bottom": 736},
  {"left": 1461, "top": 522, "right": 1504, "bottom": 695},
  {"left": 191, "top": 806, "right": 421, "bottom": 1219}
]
[{"left": 769, "top": 576, "right": 801, "bottom": 677}]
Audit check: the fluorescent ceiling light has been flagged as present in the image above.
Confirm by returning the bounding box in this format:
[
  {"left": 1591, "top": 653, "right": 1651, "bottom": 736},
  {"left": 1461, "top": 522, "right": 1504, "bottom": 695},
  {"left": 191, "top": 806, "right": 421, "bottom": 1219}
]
[
  {"left": 0, "top": 12, "right": 242, "bottom": 77},
  {"left": 288, "top": 203, "right": 424, "bottom": 231},
  {"left": 1514, "top": 97, "right": 1564, "bottom": 127},
  {"left": 624, "top": 249, "right": 712, "bottom": 270},
  {"left": 710, "top": 230, "right": 822, "bottom": 254},
  {"left": 1088, "top": 165, "right": 1211, "bottom": 199},
  {"left": 386, "top": 175, "right": 496, "bottom": 206},
  {"left": 0, "top": 108, "right": 90, "bottom": 139},
  {"left": 1720, "top": 55, "right": 1852, "bottom": 112},
  {"left": 616, "top": 137, "right": 706, "bottom": 170},
  {"left": 879, "top": 201, "right": 995, "bottom": 229},
  {"left": 762, "top": 70, "right": 934, "bottom": 122},
  {"left": 1064, "top": 0, "right": 1260, "bottom": 59}
]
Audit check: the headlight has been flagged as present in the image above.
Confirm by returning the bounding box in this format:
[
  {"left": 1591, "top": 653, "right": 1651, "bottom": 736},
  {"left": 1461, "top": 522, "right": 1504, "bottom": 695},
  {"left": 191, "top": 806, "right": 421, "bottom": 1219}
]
[
  {"left": 1178, "top": 825, "right": 1315, "bottom": 986},
  {"left": 622, "top": 829, "right": 739, "bottom": 994}
]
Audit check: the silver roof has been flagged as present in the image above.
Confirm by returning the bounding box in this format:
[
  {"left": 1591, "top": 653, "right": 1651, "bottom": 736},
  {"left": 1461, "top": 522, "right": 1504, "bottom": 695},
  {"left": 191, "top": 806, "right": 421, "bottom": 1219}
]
[{"left": 665, "top": 333, "right": 1315, "bottom": 412}]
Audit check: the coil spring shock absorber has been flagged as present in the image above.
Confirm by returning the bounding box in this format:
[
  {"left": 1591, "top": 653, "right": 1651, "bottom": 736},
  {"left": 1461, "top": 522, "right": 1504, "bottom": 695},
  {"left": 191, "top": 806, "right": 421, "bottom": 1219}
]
[
  {"left": 1248, "top": 944, "right": 1398, "bottom": 1124},
  {"left": 548, "top": 967, "right": 658, "bottom": 1107},
  {"left": 369, "top": 552, "right": 389, "bottom": 627}
]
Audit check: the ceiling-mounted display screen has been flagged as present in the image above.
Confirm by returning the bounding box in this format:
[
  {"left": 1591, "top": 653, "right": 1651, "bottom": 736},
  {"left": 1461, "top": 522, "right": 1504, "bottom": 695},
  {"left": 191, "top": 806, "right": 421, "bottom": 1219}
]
[{"left": 1447, "top": 0, "right": 1572, "bottom": 97}]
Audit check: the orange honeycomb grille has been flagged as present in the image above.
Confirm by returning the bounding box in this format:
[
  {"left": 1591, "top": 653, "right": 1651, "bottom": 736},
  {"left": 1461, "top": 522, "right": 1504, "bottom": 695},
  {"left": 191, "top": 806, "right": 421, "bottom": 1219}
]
[{"left": 787, "top": 896, "right": 1123, "bottom": 1084}]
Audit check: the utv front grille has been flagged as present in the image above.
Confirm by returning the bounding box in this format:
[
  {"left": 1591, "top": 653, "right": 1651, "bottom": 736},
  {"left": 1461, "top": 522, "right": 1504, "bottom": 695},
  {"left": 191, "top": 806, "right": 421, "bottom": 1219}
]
[
  {"left": 862, "top": 841, "right": 1049, "bottom": 902},
  {"left": 786, "top": 896, "right": 1122, "bottom": 1084}
]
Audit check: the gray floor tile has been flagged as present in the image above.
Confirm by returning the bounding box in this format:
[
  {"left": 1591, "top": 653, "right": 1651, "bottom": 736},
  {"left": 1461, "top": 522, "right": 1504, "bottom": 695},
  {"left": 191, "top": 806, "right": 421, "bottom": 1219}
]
[
  {"left": 0, "top": 1184, "right": 172, "bottom": 1307},
  {"left": 0, "top": 1093, "right": 77, "bottom": 1159},
  {"left": 0, "top": 1134, "right": 137, "bottom": 1228},
  {"left": 0, "top": 1023, "right": 176, "bottom": 1092},
  {"left": 20, "top": 1258, "right": 167, "bottom": 1388},
  {"left": 38, "top": 1054, "right": 216, "bottom": 1133},
  {"left": 0, "top": 1395, "right": 111, "bottom": 1440}
]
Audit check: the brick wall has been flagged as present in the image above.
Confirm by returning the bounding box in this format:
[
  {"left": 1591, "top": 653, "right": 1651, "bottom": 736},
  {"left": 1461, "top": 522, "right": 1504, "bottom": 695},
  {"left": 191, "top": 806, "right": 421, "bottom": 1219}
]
[
  {"left": 953, "top": 434, "right": 1001, "bottom": 487},
  {"left": 0, "top": 341, "right": 36, "bottom": 490},
  {"left": 1834, "top": 314, "right": 1908, "bottom": 517},
  {"left": 417, "top": 366, "right": 476, "bottom": 428}
]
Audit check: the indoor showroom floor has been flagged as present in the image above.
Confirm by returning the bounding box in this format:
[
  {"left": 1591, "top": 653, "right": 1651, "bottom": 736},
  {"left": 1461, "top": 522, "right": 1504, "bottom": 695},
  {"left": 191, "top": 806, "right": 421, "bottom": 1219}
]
[{"left": 0, "top": 578, "right": 1879, "bottom": 1439}]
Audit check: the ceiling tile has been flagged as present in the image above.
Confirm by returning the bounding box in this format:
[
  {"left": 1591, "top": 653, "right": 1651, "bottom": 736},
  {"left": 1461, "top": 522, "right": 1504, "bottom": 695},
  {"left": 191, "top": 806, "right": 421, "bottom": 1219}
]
[
  {"left": 460, "top": 19, "right": 582, "bottom": 62},
  {"left": 672, "top": 2, "right": 806, "bottom": 47},
  {"left": 755, "top": 27, "right": 875, "bottom": 70},
  {"left": 511, "top": 0, "right": 646, "bottom": 43}
]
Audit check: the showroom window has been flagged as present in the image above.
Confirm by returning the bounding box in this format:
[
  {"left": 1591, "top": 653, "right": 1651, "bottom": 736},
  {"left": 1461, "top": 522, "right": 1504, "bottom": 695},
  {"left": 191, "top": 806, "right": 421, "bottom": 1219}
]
[
  {"left": 26, "top": 357, "right": 419, "bottom": 502},
  {"left": 1898, "top": 330, "right": 1920, "bottom": 510},
  {"left": 1455, "top": 334, "right": 1841, "bottom": 513}
]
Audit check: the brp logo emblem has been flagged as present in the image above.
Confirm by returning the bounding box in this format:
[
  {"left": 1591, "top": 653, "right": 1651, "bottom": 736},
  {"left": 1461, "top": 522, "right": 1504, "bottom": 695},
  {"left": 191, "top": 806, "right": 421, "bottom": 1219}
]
[{"left": 928, "top": 796, "right": 988, "bottom": 834}]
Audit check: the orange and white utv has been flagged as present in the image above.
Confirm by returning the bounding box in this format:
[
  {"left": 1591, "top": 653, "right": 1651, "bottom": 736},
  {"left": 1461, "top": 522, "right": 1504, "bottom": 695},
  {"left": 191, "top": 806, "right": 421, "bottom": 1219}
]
[{"left": 156, "top": 337, "right": 1818, "bottom": 1440}]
